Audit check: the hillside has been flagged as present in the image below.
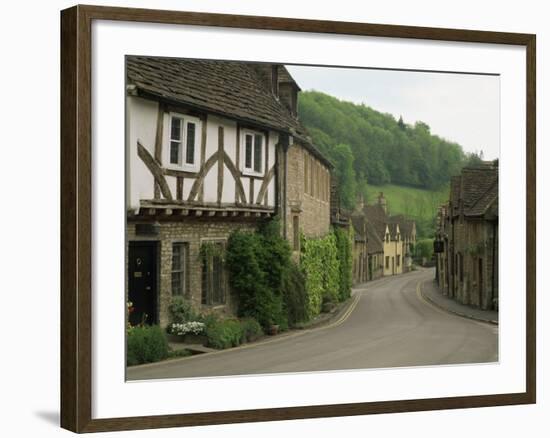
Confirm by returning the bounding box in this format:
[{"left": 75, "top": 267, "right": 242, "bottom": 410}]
[
  {"left": 297, "top": 90, "right": 482, "bottom": 213},
  {"left": 365, "top": 184, "right": 448, "bottom": 237}
]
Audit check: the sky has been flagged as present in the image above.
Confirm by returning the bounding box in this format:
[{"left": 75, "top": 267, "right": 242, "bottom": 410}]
[{"left": 286, "top": 65, "right": 500, "bottom": 160}]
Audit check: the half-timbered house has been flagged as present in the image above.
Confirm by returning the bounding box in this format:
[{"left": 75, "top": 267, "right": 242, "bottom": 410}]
[{"left": 125, "top": 57, "right": 332, "bottom": 327}]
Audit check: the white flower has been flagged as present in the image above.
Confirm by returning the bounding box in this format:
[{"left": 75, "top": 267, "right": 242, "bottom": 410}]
[{"left": 170, "top": 321, "right": 205, "bottom": 336}]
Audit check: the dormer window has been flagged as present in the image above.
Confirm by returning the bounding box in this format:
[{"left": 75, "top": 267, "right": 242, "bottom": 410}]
[
  {"left": 241, "top": 130, "right": 264, "bottom": 176},
  {"left": 385, "top": 233, "right": 390, "bottom": 243},
  {"left": 165, "top": 113, "right": 201, "bottom": 172}
]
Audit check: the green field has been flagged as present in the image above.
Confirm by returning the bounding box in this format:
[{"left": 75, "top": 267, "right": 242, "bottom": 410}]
[{"left": 364, "top": 184, "right": 449, "bottom": 238}]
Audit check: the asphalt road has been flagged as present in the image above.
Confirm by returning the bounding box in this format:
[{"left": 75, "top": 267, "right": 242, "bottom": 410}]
[{"left": 127, "top": 268, "right": 498, "bottom": 381}]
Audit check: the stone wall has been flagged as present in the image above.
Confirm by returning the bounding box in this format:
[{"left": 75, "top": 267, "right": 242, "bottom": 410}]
[
  {"left": 127, "top": 218, "right": 259, "bottom": 328},
  {"left": 438, "top": 216, "right": 498, "bottom": 310},
  {"left": 353, "top": 240, "right": 368, "bottom": 284},
  {"left": 285, "top": 142, "right": 331, "bottom": 249}
]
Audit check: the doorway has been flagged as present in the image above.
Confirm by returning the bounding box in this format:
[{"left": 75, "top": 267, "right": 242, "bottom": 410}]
[{"left": 128, "top": 241, "right": 158, "bottom": 325}]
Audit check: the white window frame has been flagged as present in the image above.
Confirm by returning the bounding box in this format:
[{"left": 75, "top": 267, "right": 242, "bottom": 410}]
[
  {"left": 240, "top": 129, "right": 265, "bottom": 176},
  {"left": 164, "top": 112, "right": 201, "bottom": 172}
]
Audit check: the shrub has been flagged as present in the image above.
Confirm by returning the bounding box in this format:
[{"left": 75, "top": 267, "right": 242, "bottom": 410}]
[
  {"left": 126, "top": 325, "right": 169, "bottom": 366},
  {"left": 415, "top": 238, "right": 434, "bottom": 262},
  {"left": 167, "top": 296, "right": 197, "bottom": 325},
  {"left": 334, "top": 226, "right": 353, "bottom": 301},
  {"left": 301, "top": 232, "right": 340, "bottom": 318},
  {"left": 240, "top": 317, "right": 264, "bottom": 342},
  {"left": 205, "top": 318, "right": 244, "bottom": 349},
  {"left": 282, "top": 261, "right": 308, "bottom": 326},
  {"left": 226, "top": 220, "right": 288, "bottom": 330}
]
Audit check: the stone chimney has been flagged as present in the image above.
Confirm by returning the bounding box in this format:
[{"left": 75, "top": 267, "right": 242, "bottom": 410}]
[
  {"left": 377, "top": 192, "right": 387, "bottom": 213},
  {"left": 355, "top": 193, "right": 365, "bottom": 214},
  {"left": 279, "top": 81, "right": 298, "bottom": 117}
]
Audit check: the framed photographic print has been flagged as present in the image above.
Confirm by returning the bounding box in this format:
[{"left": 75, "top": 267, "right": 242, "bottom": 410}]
[{"left": 60, "top": 4, "right": 536, "bottom": 433}]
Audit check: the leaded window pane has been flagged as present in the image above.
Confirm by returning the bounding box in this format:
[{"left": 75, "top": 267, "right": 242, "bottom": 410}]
[
  {"left": 170, "top": 141, "right": 180, "bottom": 165},
  {"left": 253, "top": 134, "right": 263, "bottom": 172},
  {"left": 170, "top": 117, "right": 182, "bottom": 140},
  {"left": 186, "top": 122, "right": 195, "bottom": 164},
  {"left": 245, "top": 134, "right": 253, "bottom": 169}
]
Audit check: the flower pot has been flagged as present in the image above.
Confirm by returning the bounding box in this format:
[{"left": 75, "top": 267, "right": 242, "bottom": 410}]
[
  {"left": 184, "top": 333, "right": 208, "bottom": 345},
  {"left": 166, "top": 333, "right": 185, "bottom": 343}
]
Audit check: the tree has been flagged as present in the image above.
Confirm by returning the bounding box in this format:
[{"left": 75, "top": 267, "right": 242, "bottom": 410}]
[
  {"left": 397, "top": 115, "right": 406, "bottom": 130},
  {"left": 332, "top": 143, "right": 357, "bottom": 210},
  {"left": 297, "top": 90, "right": 469, "bottom": 191}
]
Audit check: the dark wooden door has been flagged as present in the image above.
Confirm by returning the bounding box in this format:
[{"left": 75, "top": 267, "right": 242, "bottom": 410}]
[{"left": 128, "top": 241, "right": 158, "bottom": 325}]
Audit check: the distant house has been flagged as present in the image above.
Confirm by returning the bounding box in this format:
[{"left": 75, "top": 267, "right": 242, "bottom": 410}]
[
  {"left": 388, "top": 214, "right": 417, "bottom": 272},
  {"left": 435, "top": 163, "right": 498, "bottom": 310},
  {"left": 351, "top": 213, "right": 384, "bottom": 284},
  {"left": 125, "top": 57, "right": 332, "bottom": 326},
  {"left": 352, "top": 192, "right": 415, "bottom": 280}
]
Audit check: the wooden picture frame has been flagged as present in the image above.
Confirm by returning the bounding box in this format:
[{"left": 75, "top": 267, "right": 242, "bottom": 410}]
[{"left": 60, "top": 4, "right": 536, "bottom": 433}]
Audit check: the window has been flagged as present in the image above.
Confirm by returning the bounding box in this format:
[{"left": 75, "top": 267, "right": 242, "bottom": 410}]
[
  {"left": 242, "top": 131, "right": 264, "bottom": 174},
  {"left": 385, "top": 256, "right": 390, "bottom": 269},
  {"left": 171, "top": 243, "right": 189, "bottom": 296},
  {"left": 167, "top": 113, "right": 199, "bottom": 170},
  {"left": 201, "top": 241, "right": 226, "bottom": 306},
  {"left": 397, "top": 255, "right": 401, "bottom": 267},
  {"left": 292, "top": 216, "right": 300, "bottom": 251},
  {"left": 385, "top": 233, "right": 390, "bottom": 243}
]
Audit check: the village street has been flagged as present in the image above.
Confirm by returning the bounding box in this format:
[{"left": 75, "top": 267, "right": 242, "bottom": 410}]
[{"left": 127, "top": 268, "right": 498, "bottom": 381}]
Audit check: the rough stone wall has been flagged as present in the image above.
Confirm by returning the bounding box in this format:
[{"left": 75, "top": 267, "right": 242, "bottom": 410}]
[
  {"left": 127, "top": 219, "right": 258, "bottom": 328},
  {"left": 443, "top": 216, "right": 498, "bottom": 310},
  {"left": 369, "top": 253, "right": 384, "bottom": 281},
  {"left": 285, "top": 142, "right": 331, "bottom": 246},
  {"left": 353, "top": 240, "right": 368, "bottom": 284}
]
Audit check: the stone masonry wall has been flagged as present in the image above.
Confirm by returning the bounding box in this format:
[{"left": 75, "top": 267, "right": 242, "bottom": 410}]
[
  {"left": 285, "top": 143, "right": 331, "bottom": 247},
  {"left": 448, "top": 217, "right": 497, "bottom": 310},
  {"left": 127, "top": 219, "right": 258, "bottom": 328}
]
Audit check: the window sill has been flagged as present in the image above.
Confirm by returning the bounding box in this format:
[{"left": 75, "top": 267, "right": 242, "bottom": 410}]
[
  {"left": 165, "top": 163, "right": 200, "bottom": 174},
  {"left": 241, "top": 169, "right": 265, "bottom": 178}
]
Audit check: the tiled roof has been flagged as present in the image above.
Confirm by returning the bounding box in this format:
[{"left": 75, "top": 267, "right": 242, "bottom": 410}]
[
  {"left": 366, "top": 220, "right": 384, "bottom": 254},
  {"left": 448, "top": 164, "right": 498, "bottom": 219},
  {"left": 465, "top": 179, "right": 498, "bottom": 217},
  {"left": 126, "top": 56, "right": 331, "bottom": 167},
  {"left": 363, "top": 205, "right": 388, "bottom": 240},
  {"left": 388, "top": 214, "right": 415, "bottom": 239},
  {"left": 351, "top": 215, "right": 366, "bottom": 241},
  {"left": 460, "top": 166, "right": 498, "bottom": 211}
]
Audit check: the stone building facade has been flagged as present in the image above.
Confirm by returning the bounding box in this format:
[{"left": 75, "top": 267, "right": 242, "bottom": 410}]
[
  {"left": 285, "top": 141, "right": 332, "bottom": 253},
  {"left": 435, "top": 163, "right": 499, "bottom": 310},
  {"left": 350, "top": 193, "right": 413, "bottom": 282},
  {"left": 126, "top": 57, "right": 333, "bottom": 326}
]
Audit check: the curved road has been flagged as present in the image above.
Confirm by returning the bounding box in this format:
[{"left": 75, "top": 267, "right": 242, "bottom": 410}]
[{"left": 127, "top": 269, "right": 498, "bottom": 380}]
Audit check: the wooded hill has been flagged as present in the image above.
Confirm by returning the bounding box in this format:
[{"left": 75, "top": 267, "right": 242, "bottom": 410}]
[{"left": 297, "top": 91, "right": 482, "bottom": 212}]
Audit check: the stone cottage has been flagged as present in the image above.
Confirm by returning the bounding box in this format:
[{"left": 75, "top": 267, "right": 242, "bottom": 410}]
[
  {"left": 125, "top": 57, "right": 332, "bottom": 327},
  {"left": 435, "top": 163, "right": 498, "bottom": 310},
  {"left": 352, "top": 192, "right": 415, "bottom": 279}
]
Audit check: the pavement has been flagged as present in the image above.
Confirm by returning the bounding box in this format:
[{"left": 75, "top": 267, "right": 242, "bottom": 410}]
[
  {"left": 420, "top": 274, "right": 499, "bottom": 325},
  {"left": 127, "top": 268, "right": 498, "bottom": 381}
]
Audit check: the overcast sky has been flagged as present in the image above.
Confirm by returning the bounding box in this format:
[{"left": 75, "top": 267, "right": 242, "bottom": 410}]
[{"left": 286, "top": 65, "right": 500, "bottom": 160}]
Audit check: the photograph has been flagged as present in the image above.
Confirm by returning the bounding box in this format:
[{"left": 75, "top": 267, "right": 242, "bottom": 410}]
[{"left": 124, "top": 56, "right": 499, "bottom": 381}]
